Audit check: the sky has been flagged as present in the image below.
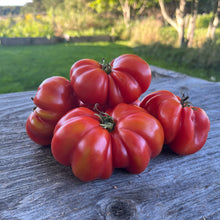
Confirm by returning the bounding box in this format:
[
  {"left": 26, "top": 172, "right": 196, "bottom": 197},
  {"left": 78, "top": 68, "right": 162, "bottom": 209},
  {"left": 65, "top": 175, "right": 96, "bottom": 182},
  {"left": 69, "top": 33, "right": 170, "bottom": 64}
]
[{"left": 0, "top": 0, "right": 32, "bottom": 6}]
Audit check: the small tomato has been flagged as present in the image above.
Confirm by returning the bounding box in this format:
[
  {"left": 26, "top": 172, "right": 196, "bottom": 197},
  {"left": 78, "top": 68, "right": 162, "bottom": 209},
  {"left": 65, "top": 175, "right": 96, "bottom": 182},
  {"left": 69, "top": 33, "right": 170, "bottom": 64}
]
[
  {"left": 140, "top": 90, "right": 210, "bottom": 155},
  {"left": 26, "top": 76, "right": 79, "bottom": 145}
]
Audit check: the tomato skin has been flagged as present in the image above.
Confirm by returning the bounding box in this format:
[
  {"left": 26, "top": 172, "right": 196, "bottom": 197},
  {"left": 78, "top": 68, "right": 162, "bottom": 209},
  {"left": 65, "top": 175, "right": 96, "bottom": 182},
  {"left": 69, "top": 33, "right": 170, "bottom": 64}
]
[
  {"left": 79, "top": 98, "right": 141, "bottom": 113},
  {"left": 26, "top": 76, "right": 79, "bottom": 145},
  {"left": 70, "top": 54, "right": 151, "bottom": 107},
  {"left": 26, "top": 109, "right": 56, "bottom": 146},
  {"left": 51, "top": 103, "right": 164, "bottom": 182},
  {"left": 140, "top": 90, "right": 210, "bottom": 155}
]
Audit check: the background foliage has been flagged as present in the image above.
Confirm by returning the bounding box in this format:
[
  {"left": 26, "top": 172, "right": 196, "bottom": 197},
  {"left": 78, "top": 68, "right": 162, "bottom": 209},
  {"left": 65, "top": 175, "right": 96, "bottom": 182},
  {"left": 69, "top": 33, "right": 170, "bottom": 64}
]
[
  {"left": 0, "top": 0, "right": 219, "bottom": 93},
  {"left": 0, "top": 0, "right": 218, "bottom": 43}
]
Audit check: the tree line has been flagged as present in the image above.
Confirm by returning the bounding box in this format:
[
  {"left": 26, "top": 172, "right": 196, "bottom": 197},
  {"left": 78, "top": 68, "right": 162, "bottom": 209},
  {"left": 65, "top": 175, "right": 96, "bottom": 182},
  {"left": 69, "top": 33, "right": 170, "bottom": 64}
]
[
  {"left": 0, "top": 6, "right": 21, "bottom": 16},
  {"left": 1, "top": 0, "right": 219, "bottom": 48},
  {"left": 158, "top": 0, "right": 220, "bottom": 47}
]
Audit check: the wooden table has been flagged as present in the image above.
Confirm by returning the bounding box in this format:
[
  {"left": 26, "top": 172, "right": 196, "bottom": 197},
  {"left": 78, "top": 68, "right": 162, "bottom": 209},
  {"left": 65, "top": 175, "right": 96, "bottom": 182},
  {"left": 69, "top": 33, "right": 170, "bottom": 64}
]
[{"left": 1, "top": 66, "right": 220, "bottom": 220}]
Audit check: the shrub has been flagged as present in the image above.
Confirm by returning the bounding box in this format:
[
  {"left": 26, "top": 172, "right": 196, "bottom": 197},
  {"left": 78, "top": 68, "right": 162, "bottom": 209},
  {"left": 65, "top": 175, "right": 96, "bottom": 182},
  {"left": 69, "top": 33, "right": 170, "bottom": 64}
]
[
  {"left": 0, "top": 14, "right": 54, "bottom": 37},
  {"left": 159, "top": 26, "right": 178, "bottom": 46},
  {"left": 128, "top": 17, "right": 163, "bottom": 44},
  {"left": 198, "top": 40, "right": 220, "bottom": 71},
  {"left": 135, "top": 40, "right": 220, "bottom": 81},
  {"left": 196, "top": 13, "right": 213, "bottom": 28},
  {"left": 127, "top": 17, "right": 178, "bottom": 46}
]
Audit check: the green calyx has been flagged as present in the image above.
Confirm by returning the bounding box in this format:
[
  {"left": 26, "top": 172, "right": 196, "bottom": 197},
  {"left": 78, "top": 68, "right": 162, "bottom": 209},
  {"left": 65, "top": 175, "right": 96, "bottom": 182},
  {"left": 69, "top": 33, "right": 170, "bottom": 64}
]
[
  {"left": 180, "top": 93, "right": 197, "bottom": 110},
  {"left": 180, "top": 93, "right": 191, "bottom": 107},
  {"left": 101, "top": 58, "right": 112, "bottom": 74},
  {"left": 99, "top": 117, "right": 115, "bottom": 132},
  {"left": 94, "top": 104, "right": 115, "bottom": 132}
]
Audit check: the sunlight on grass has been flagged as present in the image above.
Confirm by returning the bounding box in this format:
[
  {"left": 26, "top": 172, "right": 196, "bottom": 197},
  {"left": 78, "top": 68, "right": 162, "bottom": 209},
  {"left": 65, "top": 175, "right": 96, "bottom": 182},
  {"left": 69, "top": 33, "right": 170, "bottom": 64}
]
[{"left": 0, "top": 42, "right": 133, "bottom": 93}]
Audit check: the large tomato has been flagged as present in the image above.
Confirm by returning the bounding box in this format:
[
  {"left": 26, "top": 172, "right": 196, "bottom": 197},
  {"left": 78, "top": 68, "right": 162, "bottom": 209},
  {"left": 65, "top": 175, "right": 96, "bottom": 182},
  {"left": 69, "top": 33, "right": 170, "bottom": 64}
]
[
  {"left": 140, "top": 90, "right": 210, "bottom": 155},
  {"left": 70, "top": 54, "right": 151, "bottom": 107},
  {"left": 26, "top": 76, "right": 79, "bottom": 145},
  {"left": 51, "top": 103, "right": 164, "bottom": 182}
]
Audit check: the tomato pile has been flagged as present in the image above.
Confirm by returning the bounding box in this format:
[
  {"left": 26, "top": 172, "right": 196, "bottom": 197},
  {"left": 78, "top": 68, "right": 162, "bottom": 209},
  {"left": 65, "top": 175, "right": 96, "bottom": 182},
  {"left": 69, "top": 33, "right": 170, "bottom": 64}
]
[{"left": 26, "top": 54, "right": 210, "bottom": 182}]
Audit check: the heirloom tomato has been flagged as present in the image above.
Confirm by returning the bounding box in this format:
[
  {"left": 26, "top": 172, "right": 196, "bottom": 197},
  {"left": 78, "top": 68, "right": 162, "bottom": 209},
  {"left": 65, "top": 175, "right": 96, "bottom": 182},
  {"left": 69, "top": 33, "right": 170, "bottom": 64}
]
[
  {"left": 140, "top": 90, "right": 210, "bottom": 155},
  {"left": 51, "top": 103, "right": 164, "bottom": 182},
  {"left": 26, "top": 76, "right": 79, "bottom": 146},
  {"left": 70, "top": 54, "right": 151, "bottom": 107}
]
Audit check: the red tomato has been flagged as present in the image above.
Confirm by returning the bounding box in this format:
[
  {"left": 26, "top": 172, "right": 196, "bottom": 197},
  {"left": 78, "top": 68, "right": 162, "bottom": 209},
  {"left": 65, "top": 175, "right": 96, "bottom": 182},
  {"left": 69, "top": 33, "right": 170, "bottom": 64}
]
[
  {"left": 51, "top": 103, "right": 164, "bottom": 182},
  {"left": 70, "top": 54, "right": 151, "bottom": 107},
  {"left": 140, "top": 90, "right": 210, "bottom": 155},
  {"left": 26, "top": 76, "right": 79, "bottom": 145}
]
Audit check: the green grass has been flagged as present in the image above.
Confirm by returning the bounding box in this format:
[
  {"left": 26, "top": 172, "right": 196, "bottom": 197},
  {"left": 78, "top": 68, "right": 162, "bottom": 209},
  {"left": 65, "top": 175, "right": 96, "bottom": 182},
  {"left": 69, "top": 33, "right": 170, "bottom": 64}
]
[
  {"left": 135, "top": 43, "right": 220, "bottom": 82},
  {"left": 0, "top": 41, "right": 219, "bottom": 94},
  {"left": 0, "top": 42, "right": 133, "bottom": 93},
  {"left": 141, "top": 54, "right": 218, "bottom": 81}
]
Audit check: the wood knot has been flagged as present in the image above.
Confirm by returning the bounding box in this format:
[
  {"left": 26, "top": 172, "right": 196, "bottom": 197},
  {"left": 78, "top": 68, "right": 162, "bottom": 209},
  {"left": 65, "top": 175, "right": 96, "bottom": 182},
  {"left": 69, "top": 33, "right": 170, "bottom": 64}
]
[{"left": 97, "top": 198, "right": 138, "bottom": 220}]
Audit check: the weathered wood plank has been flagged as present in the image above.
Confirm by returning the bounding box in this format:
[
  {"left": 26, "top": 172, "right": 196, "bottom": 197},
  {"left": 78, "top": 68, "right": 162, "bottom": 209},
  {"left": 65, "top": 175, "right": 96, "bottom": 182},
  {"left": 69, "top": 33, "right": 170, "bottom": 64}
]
[{"left": 0, "top": 67, "right": 220, "bottom": 220}]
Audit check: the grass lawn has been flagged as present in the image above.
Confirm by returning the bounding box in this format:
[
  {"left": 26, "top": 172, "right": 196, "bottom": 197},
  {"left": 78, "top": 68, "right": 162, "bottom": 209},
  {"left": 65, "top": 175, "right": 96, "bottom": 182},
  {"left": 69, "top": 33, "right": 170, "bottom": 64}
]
[
  {"left": 134, "top": 43, "right": 220, "bottom": 83},
  {"left": 0, "top": 41, "right": 218, "bottom": 94},
  {"left": 0, "top": 42, "right": 133, "bottom": 94}
]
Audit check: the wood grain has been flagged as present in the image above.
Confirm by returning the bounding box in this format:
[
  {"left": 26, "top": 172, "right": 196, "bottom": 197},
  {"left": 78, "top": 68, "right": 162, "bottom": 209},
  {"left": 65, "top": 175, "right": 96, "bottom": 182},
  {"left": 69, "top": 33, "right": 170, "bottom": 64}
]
[{"left": 0, "top": 67, "right": 220, "bottom": 220}]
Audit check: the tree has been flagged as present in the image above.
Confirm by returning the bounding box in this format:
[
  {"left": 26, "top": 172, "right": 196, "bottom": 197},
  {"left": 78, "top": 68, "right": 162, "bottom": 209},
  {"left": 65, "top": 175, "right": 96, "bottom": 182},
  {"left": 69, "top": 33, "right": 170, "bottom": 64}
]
[
  {"left": 37, "top": 0, "right": 64, "bottom": 32},
  {"left": 198, "top": 0, "right": 213, "bottom": 14},
  {"left": 207, "top": 0, "right": 220, "bottom": 40},
  {"left": 186, "top": 0, "right": 198, "bottom": 47},
  {"left": 119, "top": 0, "right": 130, "bottom": 26},
  {"left": 0, "top": 6, "right": 21, "bottom": 16},
  {"left": 54, "top": 0, "right": 93, "bottom": 35},
  {"left": 23, "top": 0, "right": 46, "bottom": 13},
  {"left": 159, "top": 0, "right": 200, "bottom": 47},
  {"left": 159, "top": 0, "right": 187, "bottom": 47},
  {"left": 22, "top": 0, "right": 64, "bottom": 14},
  {"left": 120, "top": 0, "right": 154, "bottom": 26},
  {"left": 90, "top": 0, "right": 149, "bottom": 27}
]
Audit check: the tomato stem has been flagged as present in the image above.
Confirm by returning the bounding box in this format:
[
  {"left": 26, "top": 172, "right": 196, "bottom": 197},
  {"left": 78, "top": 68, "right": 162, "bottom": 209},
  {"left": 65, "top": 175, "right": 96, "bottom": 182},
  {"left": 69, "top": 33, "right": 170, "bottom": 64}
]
[
  {"left": 180, "top": 93, "right": 192, "bottom": 108},
  {"left": 101, "top": 58, "right": 112, "bottom": 74},
  {"left": 94, "top": 104, "right": 115, "bottom": 132}
]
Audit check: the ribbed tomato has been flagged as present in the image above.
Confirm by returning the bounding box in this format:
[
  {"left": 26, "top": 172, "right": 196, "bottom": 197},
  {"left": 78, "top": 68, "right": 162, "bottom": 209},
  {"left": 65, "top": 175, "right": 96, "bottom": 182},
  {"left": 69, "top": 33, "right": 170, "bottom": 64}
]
[
  {"left": 51, "top": 103, "right": 164, "bottom": 182},
  {"left": 26, "top": 76, "right": 79, "bottom": 145},
  {"left": 70, "top": 54, "right": 151, "bottom": 107},
  {"left": 140, "top": 90, "right": 210, "bottom": 155}
]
